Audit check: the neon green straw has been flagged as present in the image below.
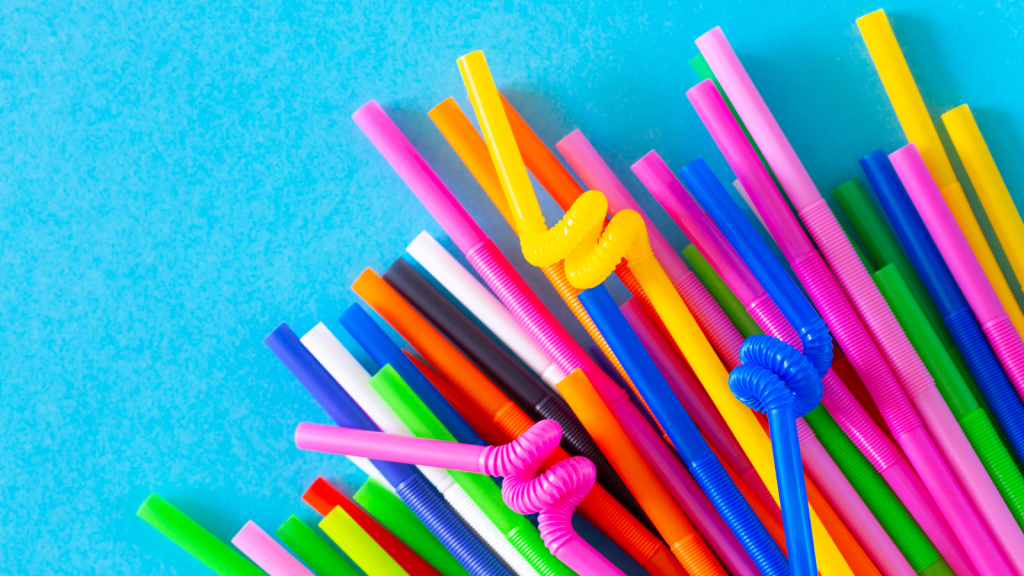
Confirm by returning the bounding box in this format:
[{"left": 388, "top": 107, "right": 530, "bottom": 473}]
[
  {"left": 369, "top": 365, "right": 573, "bottom": 576},
  {"left": 136, "top": 494, "right": 265, "bottom": 576},
  {"left": 874, "top": 264, "right": 1024, "bottom": 528},
  {"left": 320, "top": 506, "right": 410, "bottom": 576},
  {"left": 354, "top": 478, "right": 471, "bottom": 576},
  {"left": 275, "top": 515, "right": 358, "bottom": 576},
  {"left": 681, "top": 245, "right": 763, "bottom": 338}
]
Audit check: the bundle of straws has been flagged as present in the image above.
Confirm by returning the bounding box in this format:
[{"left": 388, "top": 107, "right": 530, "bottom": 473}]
[{"left": 136, "top": 10, "right": 1024, "bottom": 576}]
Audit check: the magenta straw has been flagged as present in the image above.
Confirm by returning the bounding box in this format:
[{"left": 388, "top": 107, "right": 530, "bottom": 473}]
[
  {"left": 232, "top": 521, "right": 316, "bottom": 576},
  {"left": 620, "top": 297, "right": 780, "bottom": 518},
  {"left": 556, "top": 129, "right": 744, "bottom": 369},
  {"left": 296, "top": 420, "right": 625, "bottom": 575},
  {"left": 684, "top": 62, "right": 1010, "bottom": 574},
  {"left": 632, "top": 149, "right": 972, "bottom": 576},
  {"left": 351, "top": 100, "right": 757, "bottom": 576},
  {"left": 890, "top": 143, "right": 1024, "bottom": 405}
]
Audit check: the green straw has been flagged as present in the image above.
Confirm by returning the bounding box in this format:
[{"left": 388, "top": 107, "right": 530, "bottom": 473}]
[
  {"left": 681, "top": 245, "right": 763, "bottom": 338},
  {"left": 136, "top": 494, "right": 265, "bottom": 576},
  {"left": 275, "top": 515, "right": 358, "bottom": 576},
  {"left": 835, "top": 179, "right": 1002, "bottom": 434},
  {"left": 369, "top": 365, "right": 573, "bottom": 576},
  {"left": 320, "top": 506, "right": 409, "bottom": 576},
  {"left": 874, "top": 264, "right": 1024, "bottom": 527},
  {"left": 353, "top": 478, "right": 470, "bottom": 576}
]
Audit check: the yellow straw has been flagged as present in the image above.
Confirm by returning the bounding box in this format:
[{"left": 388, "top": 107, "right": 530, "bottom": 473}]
[
  {"left": 320, "top": 506, "right": 410, "bottom": 576},
  {"left": 857, "top": 9, "right": 1024, "bottom": 339}
]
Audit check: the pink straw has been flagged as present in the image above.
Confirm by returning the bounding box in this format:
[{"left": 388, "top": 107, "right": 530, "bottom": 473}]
[
  {"left": 685, "top": 65, "right": 1009, "bottom": 574},
  {"left": 891, "top": 143, "right": 1024, "bottom": 404},
  {"left": 353, "top": 100, "right": 758, "bottom": 576},
  {"left": 232, "top": 521, "right": 316, "bottom": 576},
  {"left": 557, "top": 129, "right": 744, "bottom": 369}
]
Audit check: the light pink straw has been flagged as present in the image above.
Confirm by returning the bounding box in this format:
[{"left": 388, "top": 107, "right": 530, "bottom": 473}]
[
  {"left": 687, "top": 57, "right": 1009, "bottom": 573},
  {"left": 557, "top": 129, "right": 744, "bottom": 369},
  {"left": 232, "top": 521, "right": 316, "bottom": 576}
]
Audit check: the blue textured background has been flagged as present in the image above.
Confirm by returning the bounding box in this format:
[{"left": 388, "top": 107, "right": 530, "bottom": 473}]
[{"left": 4, "top": 0, "right": 1024, "bottom": 574}]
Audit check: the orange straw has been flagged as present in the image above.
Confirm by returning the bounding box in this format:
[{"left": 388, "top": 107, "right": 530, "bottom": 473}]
[
  {"left": 558, "top": 369, "right": 725, "bottom": 575},
  {"left": 352, "top": 269, "right": 686, "bottom": 576}
]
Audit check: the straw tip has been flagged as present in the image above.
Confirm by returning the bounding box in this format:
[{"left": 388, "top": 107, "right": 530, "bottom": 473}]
[
  {"left": 352, "top": 100, "right": 383, "bottom": 122},
  {"left": 136, "top": 493, "right": 163, "bottom": 516},
  {"left": 940, "top": 103, "right": 971, "bottom": 120},
  {"left": 856, "top": 9, "right": 888, "bottom": 26},
  {"left": 696, "top": 25, "right": 725, "bottom": 44},
  {"left": 428, "top": 96, "right": 458, "bottom": 116},
  {"left": 556, "top": 128, "right": 585, "bottom": 148}
]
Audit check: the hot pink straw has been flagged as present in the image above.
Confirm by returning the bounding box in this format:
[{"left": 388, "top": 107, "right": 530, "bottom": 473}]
[
  {"left": 685, "top": 60, "right": 1010, "bottom": 573},
  {"left": 351, "top": 100, "right": 758, "bottom": 576},
  {"left": 632, "top": 149, "right": 972, "bottom": 576},
  {"left": 556, "top": 129, "right": 744, "bottom": 369},
  {"left": 232, "top": 521, "right": 316, "bottom": 576},
  {"left": 296, "top": 420, "right": 624, "bottom": 575},
  {"left": 891, "top": 143, "right": 1024, "bottom": 404}
]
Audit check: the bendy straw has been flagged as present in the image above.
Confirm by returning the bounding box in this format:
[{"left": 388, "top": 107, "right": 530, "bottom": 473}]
[
  {"left": 265, "top": 324, "right": 511, "bottom": 576},
  {"left": 299, "top": 323, "right": 541, "bottom": 576},
  {"left": 301, "top": 477, "right": 444, "bottom": 576},
  {"left": 319, "top": 506, "right": 410, "bottom": 576},
  {"left": 275, "top": 516, "right": 360, "bottom": 576},
  {"left": 942, "top": 104, "right": 1024, "bottom": 293},
  {"left": 137, "top": 494, "right": 265, "bottom": 576},
  {"left": 857, "top": 10, "right": 1024, "bottom": 340},
  {"left": 296, "top": 420, "right": 627, "bottom": 576},
  {"left": 382, "top": 257, "right": 648, "bottom": 529},
  {"left": 686, "top": 51, "right": 1012, "bottom": 574},
  {"left": 232, "top": 521, "right": 315, "bottom": 576},
  {"left": 405, "top": 231, "right": 564, "bottom": 387},
  {"left": 356, "top": 99, "right": 749, "bottom": 576},
  {"left": 861, "top": 148, "right": 1024, "bottom": 466}
]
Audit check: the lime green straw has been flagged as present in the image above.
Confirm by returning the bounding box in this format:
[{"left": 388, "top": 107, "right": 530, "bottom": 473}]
[
  {"left": 136, "top": 494, "right": 265, "bottom": 576},
  {"left": 354, "top": 478, "right": 471, "bottom": 576},
  {"left": 681, "top": 245, "right": 763, "bottom": 338},
  {"left": 874, "top": 264, "right": 1024, "bottom": 528},
  {"left": 275, "top": 515, "right": 358, "bottom": 576},
  {"left": 835, "top": 179, "right": 1001, "bottom": 432},
  {"left": 320, "top": 506, "right": 409, "bottom": 576},
  {"left": 369, "top": 365, "right": 573, "bottom": 576}
]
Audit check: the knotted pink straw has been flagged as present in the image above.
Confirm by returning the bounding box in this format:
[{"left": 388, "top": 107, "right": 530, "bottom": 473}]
[
  {"left": 296, "top": 419, "right": 624, "bottom": 575},
  {"left": 686, "top": 42, "right": 1013, "bottom": 572}
]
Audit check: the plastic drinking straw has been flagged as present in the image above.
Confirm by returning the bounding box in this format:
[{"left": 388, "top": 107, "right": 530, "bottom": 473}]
[
  {"left": 137, "top": 494, "right": 265, "bottom": 576},
  {"left": 302, "top": 477, "right": 448, "bottom": 576},
  {"left": 232, "top": 521, "right": 315, "bottom": 576},
  {"left": 556, "top": 128, "right": 745, "bottom": 369},
  {"left": 351, "top": 269, "right": 687, "bottom": 576},
  {"left": 382, "top": 258, "right": 648, "bottom": 529},
  {"left": 875, "top": 264, "right": 1024, "bottom": 526},
  {"left": 320, "top": 506, "right": 410, "bottom": 576},
  {"left": 296, "top": 421, "right": 628, "bottom": 576},
  {"left": 942, "top": 104, "right": 1024, "bottom": 290},
  {"left": 862, "top": 149, "right": 1024, "bottom": 466},
  {"left": 458, "top": 48, "right": 859, "bottom": 576},
  {"left": 299, "top": 323, "right": 541, "bottom": 576},
  {"left": 406, "top": 231, "right": 565, "bottom": 387},
  {"left": 265, "top": 325, "right": 510, "bottom": 576},
  {"left": 353, "top": 102, "right": 748, "bottom": 576},
  {"left": 857, "top": 10, "right": 1024, "bottom": 340},
  {"left": 686, "top": 50, "right": 1011, "bottom": 575},
  {"left": 682, "top": 245, "right": 763, "bottom": 338},
  {"left": 831, "top": 348, "right": 891, "bottom": 441},
  {"left": 556, "top": 370, "right": 726, "bottom": 576},
  {"left": 367, "top": 363, "right": 575, "bottom": 576},
  {"left": 353, "top": 479, "right": 469, "bottom": 576},
  {"left": 275, "top": 515, "right": 360, "bottom": 576}
]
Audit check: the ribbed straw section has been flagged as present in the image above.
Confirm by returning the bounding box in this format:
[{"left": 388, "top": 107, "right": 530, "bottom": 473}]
[
  {"left": 941, "top": 181, "right": 1024, "bottom": 338},
  {"left": 507, "top": 525, "right": 575, "bottom": 576},
  {"left": 946, "top": 307, "right": 1024, "bottom": 462},
  {"left": 959, "top": 408, "right": 1024, "bottom": 525},
  {"left": 800, "top": 199, "right": 936, "bottom": 398},
  {"left": 982, "top": 315, "right": 1024, "bottom": 400},
  {"left": 747, "top": 280, "right": 902, "bottom": 470},
  {"left": 674, "top": 270, "right": 745, "bottom": 369},
  {"left": 689, "top": 453, "right": 788, "bottom": 576},
  {"left": 792, "top": 249, "right": 923, "bottom": 438},
  {"left": 493, "top": 402, "right": 542, "bottom": 441},
  {"left": 796, "top": 418, "right": 816, "bottom": 444},
  {"left": 445, "top": 484, "right": 539, "bottom": 576},
  {"left": 396, "top": 473, "right": 512, "bottom": 576},
  {"left": 672, "top": 532, "right": 724, "bottom": 576}
]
